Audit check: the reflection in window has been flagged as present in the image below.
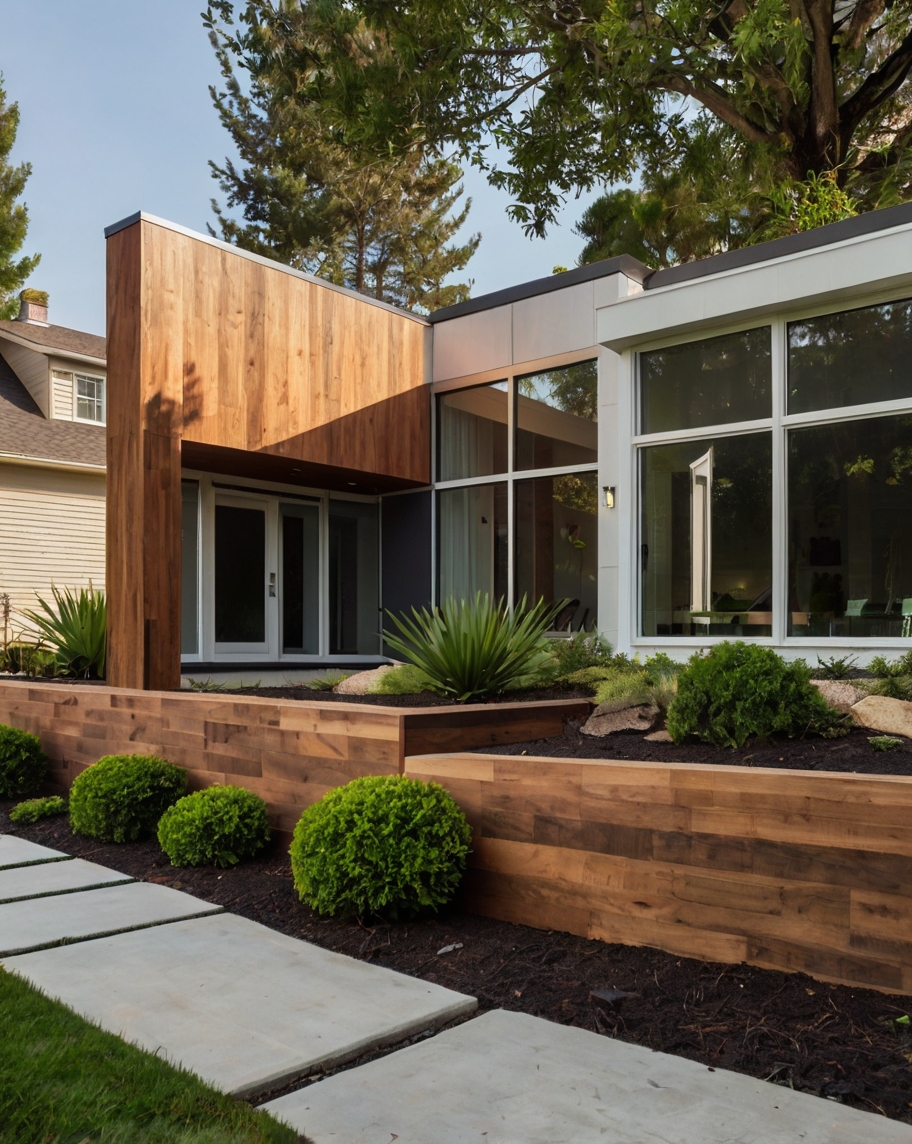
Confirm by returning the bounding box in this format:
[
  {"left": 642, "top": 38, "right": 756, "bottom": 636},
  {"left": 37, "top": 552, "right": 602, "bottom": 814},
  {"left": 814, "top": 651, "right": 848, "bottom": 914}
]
[
  {"left": 437, "top": 382, "right": 508, "bottom": 481},
  {"left": 788, "top": 298, "right": 912, "bottom": 414},
  {"left": 328, "top": 500, "right": 379, "bottom": 654},
  {"left": 515, "top": 472, "right": 598, "bottom": 630},
  {"left": 788, "top": 415, "right": 912, "bottom": 637},
  {"left": 515, "top": 359, "right": 597, "bottom": 470},
  {"left": 282, "top": 503, "right": 320, "bottom": 654},
  {"left": 640, "top": 328, "right": 771, "bottom": 434},
  {"left": 438, "top": 483, "right": 508, "bottom": 604},
  {"left": 180, "top": 482, "right": 199, "bottom": 655},
  {"left": 641, "top": 433, "right": 772, "bottom": 636}
]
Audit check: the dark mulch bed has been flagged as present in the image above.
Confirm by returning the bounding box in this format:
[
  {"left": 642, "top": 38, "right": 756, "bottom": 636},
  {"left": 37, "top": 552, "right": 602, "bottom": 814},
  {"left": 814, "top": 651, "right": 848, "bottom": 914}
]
[
  {"left": 482, "top": 724, "right": 912, "bottom": 776},
  {"left": 227, "top": 684, "right": 593, "bottom": 706},
  {"left": 5, "top": 805, "right": 912, "bottom": 1124}
]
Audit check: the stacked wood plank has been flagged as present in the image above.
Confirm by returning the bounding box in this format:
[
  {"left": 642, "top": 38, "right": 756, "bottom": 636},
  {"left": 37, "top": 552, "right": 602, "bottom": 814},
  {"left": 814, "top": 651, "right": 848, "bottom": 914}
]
[
  {"left": 404, "top": 752, "right": 912, "bottom": 995},
  {"left": 0, "top": 682, "right": 586, "bottom": 841}
]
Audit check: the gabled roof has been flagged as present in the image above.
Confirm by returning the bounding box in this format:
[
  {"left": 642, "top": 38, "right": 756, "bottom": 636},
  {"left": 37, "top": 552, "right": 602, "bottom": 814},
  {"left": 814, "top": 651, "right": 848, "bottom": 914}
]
[
  {"left": 0, "top": 353, "right": 106, "bottom": 469},
  {"left": 0, "top": 319, "right": 106, "bottom": 364}
]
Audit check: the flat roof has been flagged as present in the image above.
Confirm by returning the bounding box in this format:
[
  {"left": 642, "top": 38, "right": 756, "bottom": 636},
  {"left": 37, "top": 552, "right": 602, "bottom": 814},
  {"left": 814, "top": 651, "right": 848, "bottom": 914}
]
[{"left": 427, "top": 254, "right": 653, "bottom": 323}]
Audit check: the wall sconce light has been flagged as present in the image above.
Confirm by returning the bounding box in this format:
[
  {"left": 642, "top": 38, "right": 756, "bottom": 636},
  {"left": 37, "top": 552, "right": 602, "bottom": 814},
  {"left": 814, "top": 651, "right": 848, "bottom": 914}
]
[{"left": 603, "top": 486, "right": 616, "bottom": 509}]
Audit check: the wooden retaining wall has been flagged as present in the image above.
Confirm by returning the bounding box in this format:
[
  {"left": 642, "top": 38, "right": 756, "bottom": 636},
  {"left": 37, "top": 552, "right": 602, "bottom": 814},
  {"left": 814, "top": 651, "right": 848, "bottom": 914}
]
[
  {"left": 0, "top": 681, "right": 587, "bottom": 839},
  {"left": 404, "top": 752, "right": 912, "bottom": 995}
]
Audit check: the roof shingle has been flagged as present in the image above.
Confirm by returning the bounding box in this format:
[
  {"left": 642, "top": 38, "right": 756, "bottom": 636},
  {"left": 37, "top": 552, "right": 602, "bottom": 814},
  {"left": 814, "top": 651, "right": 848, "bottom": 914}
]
[
  {"left": 0, "top": 319, "right": 106, "bottom": 360},
  {"left": 0, "top": 354, "right": 106, "bottom": 467}
]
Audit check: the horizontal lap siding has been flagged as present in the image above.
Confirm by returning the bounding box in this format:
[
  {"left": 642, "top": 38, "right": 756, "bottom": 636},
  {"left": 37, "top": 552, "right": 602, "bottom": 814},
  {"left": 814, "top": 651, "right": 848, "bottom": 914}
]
[
  {"left": 405, "top": 752, "right": 912, "bottom": 995},
  {"left": 0, "top": 465, "right": 106, "bottom": 634},
  {"left": 0, "top": 682, "right": 400, "bottom": 841}
]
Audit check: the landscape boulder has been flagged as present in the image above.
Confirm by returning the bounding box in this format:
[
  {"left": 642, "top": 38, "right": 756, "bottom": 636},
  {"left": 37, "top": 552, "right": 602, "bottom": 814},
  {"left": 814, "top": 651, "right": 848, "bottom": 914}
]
[
  {"left": 849, "top": 694, "right": 912, "bottom": 739},
  {"left": 333, "top": 666, "right": 396, "bottom": 695},
  {"left": 810, "top": 679, "right": 867, "bottom": 713},
  {"left": 581, "top": 704, "right": 660, "bottom": 737}
]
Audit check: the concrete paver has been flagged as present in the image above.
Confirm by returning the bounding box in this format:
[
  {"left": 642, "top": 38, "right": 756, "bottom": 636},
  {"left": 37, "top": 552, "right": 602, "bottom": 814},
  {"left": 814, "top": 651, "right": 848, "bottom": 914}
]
[
  {"left": 4, "top": 911, "right": 477, "bottom": 1096},
  {"left": 0, "top": 834, "right": 70, "bottom": 868},
  {"left": 0, "top": 881, "right": 221, "bottom": 955},
  {"left": 0, "top": 857, "right": 132, "bottom": 903},
  {"left": 263, "top": 1009, "right": 912, "bottom": 1144}
]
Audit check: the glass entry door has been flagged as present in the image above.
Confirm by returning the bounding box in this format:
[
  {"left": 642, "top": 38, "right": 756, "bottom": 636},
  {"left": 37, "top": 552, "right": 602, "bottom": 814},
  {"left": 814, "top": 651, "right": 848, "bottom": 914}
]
[
  {"left": 214, "top": 499, "right": 268, "bottom": 651},
  {"left": 281, "top": 503, "right": 320, "bottom": 654}
]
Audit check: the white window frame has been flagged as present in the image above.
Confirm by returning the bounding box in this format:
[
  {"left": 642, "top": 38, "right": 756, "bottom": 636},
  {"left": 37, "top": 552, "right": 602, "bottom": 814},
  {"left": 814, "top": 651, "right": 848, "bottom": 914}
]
[
  {"left": 628, "top": 290, "right": 912, "bottom": 655},
  {"left": 73, "top": 372, "right": 106, "bottom": 424}
]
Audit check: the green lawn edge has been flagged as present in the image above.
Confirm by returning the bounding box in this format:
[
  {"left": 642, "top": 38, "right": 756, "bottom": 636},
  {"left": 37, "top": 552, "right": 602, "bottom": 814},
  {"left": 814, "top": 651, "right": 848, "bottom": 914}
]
[{"left": 0, "top": 967, "right": 302, "bottom": 1144}]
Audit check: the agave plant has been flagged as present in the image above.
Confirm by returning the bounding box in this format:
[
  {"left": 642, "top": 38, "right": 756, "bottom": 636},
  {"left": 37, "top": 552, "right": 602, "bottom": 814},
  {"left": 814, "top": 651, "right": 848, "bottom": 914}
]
[
  {"left": 23, "top": 585, "right": 106, "bottom": 679},
  {"left": 383, "top": 592, "right": 563, "bottom": 702}
]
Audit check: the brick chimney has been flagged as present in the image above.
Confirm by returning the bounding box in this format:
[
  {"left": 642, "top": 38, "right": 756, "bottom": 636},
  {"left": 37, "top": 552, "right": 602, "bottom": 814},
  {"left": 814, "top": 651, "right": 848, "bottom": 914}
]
[{"left": 16, "top": 289, "right": 49, "bottom": 326}]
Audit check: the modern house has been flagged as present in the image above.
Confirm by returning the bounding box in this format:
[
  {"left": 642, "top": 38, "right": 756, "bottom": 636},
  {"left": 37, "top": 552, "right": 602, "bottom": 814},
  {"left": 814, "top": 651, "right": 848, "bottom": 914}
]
[
  {"left": 0, "top": 295, "right": 106, "bottom": 643},
  {"left": 103, "top": 205, "right": 912, "bottom": 690}
]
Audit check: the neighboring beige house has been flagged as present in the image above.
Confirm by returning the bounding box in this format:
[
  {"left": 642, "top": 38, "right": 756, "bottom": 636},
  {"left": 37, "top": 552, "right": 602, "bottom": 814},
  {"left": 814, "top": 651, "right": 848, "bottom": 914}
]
[{"left": 0, "top": 292, "right": 106, "bottom": 643}]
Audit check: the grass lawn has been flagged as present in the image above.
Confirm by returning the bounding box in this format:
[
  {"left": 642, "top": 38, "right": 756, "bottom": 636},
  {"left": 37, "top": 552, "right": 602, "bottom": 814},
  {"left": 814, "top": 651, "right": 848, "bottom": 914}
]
[{"left": 0, "top": 968, "right": 302, "bottom": 1144}]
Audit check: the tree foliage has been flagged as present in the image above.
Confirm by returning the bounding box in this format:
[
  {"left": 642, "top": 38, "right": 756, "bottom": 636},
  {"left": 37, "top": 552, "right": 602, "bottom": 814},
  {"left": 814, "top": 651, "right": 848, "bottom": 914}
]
[
  {"left": 206, "top": 4, "right": 479, "bottom": 311},
  {"left": 0, "top": 77, "right": 39, "bottom": 320},
  {"left": 207, "top": 1, "right": 912, "bottom": 249}
]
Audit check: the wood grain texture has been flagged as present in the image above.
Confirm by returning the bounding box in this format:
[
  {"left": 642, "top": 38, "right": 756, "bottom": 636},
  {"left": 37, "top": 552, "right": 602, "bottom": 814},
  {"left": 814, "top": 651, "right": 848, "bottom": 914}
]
[
  {"left": 405, "top": 752, "right": 912, "bottom": 995},
  {"left": 105, "top": 218, "right": 430, "bottom": 689}
]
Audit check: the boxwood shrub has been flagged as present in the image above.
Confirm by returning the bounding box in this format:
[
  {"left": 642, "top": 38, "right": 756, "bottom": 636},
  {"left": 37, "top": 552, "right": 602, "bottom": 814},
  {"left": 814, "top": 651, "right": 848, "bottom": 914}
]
[
  {"left": 69, "top": 754, "right": 186, "bottom": 843},
  {"left": 9, "top": 795, "right": 68, "bottom": 825},
  {"left": 666, "top": 641, "right": 837, "bottom": 748},
  {"left": 0, "top": 725, "right": 48, "bottom": 798},
  {"left": 157, "top": 785, "right": 271, "bottom": 868},
  {"left": 290, "top": 775, "right": 472, "bottom": 919}
]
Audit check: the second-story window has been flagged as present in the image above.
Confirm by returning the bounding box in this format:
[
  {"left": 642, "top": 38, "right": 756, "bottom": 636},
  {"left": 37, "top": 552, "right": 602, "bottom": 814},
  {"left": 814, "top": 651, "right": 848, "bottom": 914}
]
[{"left": 75, "top": 374, "right": 105, "bottom": 423}]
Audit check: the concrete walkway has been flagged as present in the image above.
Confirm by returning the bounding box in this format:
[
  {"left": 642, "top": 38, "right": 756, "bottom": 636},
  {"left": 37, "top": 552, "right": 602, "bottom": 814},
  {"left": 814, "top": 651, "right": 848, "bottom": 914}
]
[{"left": 3, "top": 834, "right": 912, "bottom": 1142}]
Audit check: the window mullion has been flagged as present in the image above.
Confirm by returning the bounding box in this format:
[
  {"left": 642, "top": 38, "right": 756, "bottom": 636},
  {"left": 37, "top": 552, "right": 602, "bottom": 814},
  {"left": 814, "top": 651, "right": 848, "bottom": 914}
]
[{"left": 771, "top": 318, "right": 787, "bottom": 646}]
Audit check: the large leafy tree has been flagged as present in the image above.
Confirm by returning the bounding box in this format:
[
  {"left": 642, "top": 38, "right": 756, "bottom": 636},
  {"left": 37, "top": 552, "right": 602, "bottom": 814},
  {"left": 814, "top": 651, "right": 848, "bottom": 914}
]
[
  {"left": 207, "top": 6, "right": 479, "bottom": 312},
  {"left": 0, "top": 77, "right": 39, "bottom": 320},
  {"left": 210, "top": 0, "right": 912, "bottom": 241}
]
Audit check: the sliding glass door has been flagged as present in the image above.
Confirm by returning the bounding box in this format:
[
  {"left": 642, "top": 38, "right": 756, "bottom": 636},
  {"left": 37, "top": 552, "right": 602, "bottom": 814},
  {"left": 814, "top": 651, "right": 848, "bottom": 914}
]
[{"left": 213, "top": 498, "right": 268, "bottom": 651}]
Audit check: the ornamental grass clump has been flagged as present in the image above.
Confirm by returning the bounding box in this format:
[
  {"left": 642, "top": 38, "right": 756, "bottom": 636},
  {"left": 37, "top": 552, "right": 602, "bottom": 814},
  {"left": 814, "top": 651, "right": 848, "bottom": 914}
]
[
  {"left": 23, "top": 584, "right": 106, "bottom": 678},
  {"left": 157, "top": 785, "right": 271, "bottom": 868},
  {"left": 666, "top": 641, "right": 837, "bottom": 748},
  {"left": 290, "top": 775, "right": 472, "bottom": 919},
  {"left": 9, "top": 795, "right": 67, "bottom": 825},
  {"left": 69, "top": 754, "right": 186, "bottom": 843},
  {"left": 0, "top": 725, "right": 48, "bottom": 798},
  {"left": 383, "top": 592, "right": 561, "bottom": 702}
]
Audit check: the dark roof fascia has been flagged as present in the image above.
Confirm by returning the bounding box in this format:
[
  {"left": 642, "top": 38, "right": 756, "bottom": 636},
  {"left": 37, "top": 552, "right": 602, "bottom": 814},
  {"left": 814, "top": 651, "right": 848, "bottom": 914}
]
[
  {"left": 104, "top": 211, "right": 430, "bottom": 326},
  {"left": 427, "top": 254, "right": 654, "bottom": 324},
  {"left": 646, "top": 202, "right": 912, "bottom": 291}
]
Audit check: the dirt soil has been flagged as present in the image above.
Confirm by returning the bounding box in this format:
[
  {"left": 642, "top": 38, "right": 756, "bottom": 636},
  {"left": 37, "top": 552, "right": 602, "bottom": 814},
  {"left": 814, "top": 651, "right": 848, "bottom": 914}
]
[
  {"left": 482, "top": 724, "right": 912, "bottom": 776},
  {"left": 5, "top": 804, "right": 912, "bottom": 1125},
  {"left": 225, "top": 684, "right": 593, "bottom": 706}
]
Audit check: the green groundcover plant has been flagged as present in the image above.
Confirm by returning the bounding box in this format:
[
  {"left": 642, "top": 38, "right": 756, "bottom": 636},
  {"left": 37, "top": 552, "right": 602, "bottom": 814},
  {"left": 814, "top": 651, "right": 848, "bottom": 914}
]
[
  {"left": 0, "top": 968, "right": 296, "bottom": 1144},
  {"left": 666, "top": 642, "right": 838, "bottom": 749},
  {"left": 9, "top": 794, "right": 67, "bottom": 825},
  {"left": 158, "top": 786, "right": 271, "bottom": 868},
  {"left": 23, "top": 584, "right": 106, "bottom": 678},
  {"left": 0, "top": 724, "right": 48, "bottom": 798},
  {"left": 69, "top": 754, "right": 186, "bottom": 843},
  {"left": 384, "top": 592, "right": 561, "bottom": 702},
  {"left": 290, "top": 774, "right": 472, "bottom": 919}
]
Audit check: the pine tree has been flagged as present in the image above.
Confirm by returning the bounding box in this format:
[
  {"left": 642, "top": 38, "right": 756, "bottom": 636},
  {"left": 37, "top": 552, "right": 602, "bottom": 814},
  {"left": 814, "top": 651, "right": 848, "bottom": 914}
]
[
  {"left": 0, "top": 77, "right": 39, "bottom": 320},
  {"left": 207, "top": 15, "right": 479, "bottom": 312}
]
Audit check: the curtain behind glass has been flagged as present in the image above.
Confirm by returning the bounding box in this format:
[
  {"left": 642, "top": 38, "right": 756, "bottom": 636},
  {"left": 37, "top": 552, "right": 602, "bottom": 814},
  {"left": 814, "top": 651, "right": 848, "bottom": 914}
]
[{"left": 438, "top": 483, "right": 508, "bottom": 604}]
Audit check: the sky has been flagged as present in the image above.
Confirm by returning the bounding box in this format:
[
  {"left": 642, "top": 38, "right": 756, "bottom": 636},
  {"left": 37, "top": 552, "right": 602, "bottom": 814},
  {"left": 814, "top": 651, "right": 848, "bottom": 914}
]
[{"left": 1, "top": 1, "right": 602, "bottom": 336}]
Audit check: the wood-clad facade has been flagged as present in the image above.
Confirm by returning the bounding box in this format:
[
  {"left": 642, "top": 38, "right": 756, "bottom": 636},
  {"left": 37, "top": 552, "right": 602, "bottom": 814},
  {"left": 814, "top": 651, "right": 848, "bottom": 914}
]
[{"left": 105, "top": 215, "right": 430, "bottom": 690}]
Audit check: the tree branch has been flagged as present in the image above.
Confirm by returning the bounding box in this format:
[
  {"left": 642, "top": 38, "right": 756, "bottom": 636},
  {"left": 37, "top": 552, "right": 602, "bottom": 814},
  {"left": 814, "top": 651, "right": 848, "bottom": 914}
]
[
  {"left": 840, "top": 0, "right": 885, "bottom": 52},
  {"left": 656, "top": 75, "right": 778, "bottom": 144},
  {"left": 840, "top": 26, "right": 912, "bottom": 135}
]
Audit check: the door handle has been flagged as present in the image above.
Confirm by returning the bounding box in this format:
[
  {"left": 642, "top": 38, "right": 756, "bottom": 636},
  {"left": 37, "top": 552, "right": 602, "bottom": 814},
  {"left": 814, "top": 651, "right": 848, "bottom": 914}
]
[{"left": 269, "top": 572, "right": 276, "bottom": 598}]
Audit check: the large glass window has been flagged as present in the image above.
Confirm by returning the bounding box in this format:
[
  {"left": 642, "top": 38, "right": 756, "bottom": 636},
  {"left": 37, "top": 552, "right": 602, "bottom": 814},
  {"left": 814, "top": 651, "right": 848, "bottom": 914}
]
[
  {"left": 515, "top": 360, "right": 597, "bottom": 470},
  {"left": 438, "top": 483, "right": 508, "bottom": 604},
  {"left": 515, "top": 472, "right": 598, "bottom": 630},
  {"left": 788, "top": 414, "right": 912, "bottom": 637},
  {"left": 437, "top": 382, "right": 508, "bottom": 481},
  {"left": 281, "top": 503, "right": 321, "bottom": 654},
  {"left": 328, "top": 500, "right": 380, "bottom": 655},
  {"left": 214, "top": 504, "right": 266, "bottom": 644},
  {"left": 640, "top": 328, "right": 771, "bottom": 434},
  {"left": 788, "top": 298, "right": 912, "bottom": 414},
  {"left": 640, "top": 433, "right": 772, "bottom": 637}
]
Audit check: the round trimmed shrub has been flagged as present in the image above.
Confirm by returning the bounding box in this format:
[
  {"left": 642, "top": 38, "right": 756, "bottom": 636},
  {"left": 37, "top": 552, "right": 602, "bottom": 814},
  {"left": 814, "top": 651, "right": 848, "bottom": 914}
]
[
  {"left": 157, "top": 785, "right": 271, "bottom": 868},
  {"left": 0, "top": 725, "right": 48, "bottom": 798},
  {"left": 290, "top": 775, "right": 472, "bottom": 919},
  {"left": 69, "top": 754, "right": 186, "bottom": 843},
  {"left": 666, "top": 641, "right": 836, "bottom": 748}
]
